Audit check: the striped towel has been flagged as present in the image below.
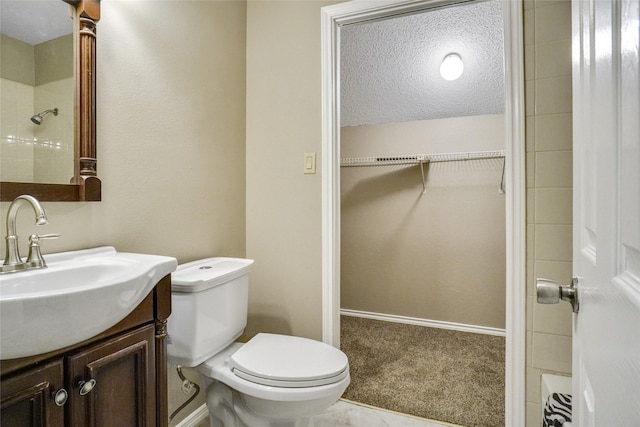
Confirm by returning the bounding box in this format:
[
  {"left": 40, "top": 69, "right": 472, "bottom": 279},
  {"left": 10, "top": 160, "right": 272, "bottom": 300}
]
[{"left": 543, "top": 392, "right": 572, "bottom": 427}]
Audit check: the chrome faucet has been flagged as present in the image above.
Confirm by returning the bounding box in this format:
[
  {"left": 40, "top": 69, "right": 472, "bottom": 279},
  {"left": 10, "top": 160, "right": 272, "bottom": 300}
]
[{"left": 2, "top": 195, "right": 59, "bottom": 274}]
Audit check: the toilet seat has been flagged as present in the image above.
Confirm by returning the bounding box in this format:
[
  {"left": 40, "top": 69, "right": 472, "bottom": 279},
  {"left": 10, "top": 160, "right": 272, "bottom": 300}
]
[
  {"left": 229, "top": 333, "right": 349, "bottom": 388},
  {"left": 198, "top": 334, "right": 350, "bottom": 403}
]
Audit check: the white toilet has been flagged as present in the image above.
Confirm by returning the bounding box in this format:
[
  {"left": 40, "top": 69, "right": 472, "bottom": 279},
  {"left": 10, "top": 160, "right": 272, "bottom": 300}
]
[{"left": 166, "top": 257, "right": 350, "bottom": 427}]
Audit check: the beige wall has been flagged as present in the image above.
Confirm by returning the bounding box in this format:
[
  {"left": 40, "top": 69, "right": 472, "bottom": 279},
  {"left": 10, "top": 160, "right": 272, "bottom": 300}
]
[
  {"left": 34, "top": 35, "right": 73, "bottom": 86},
  {"left": 246, "top": 2, "right": 573, "bottom": 426},
  {"left": 341, "top": 115, "right": 506, "bottom": 329},
  {"left": 245, "top": 0, "right": 340, "bottom": 341},
  {"left": 1, "top": 34, "right": 35, "bottom": 85},
  {"left": 1, "top": 1, "right": 247, "bottom": 425},
  {"left": 524, "top": 1, "right": 573, "bottom": 426},
  {"left": 0, "top": 0, "right": 574, "bottom": 424}
]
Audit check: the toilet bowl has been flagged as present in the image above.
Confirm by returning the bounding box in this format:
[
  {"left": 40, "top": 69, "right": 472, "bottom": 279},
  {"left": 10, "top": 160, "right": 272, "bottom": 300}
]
[
  {"left": 166, "top": 258, "right": 349, "bottom": 427},
  {"left": 199, "top": 338, "right": 349, "bottom": 426}
]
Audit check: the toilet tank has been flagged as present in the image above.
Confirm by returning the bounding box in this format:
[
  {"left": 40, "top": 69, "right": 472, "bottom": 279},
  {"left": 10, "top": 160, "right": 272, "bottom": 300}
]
[{"left": 167, "top": 257, "right": 254, "bottom": 367}]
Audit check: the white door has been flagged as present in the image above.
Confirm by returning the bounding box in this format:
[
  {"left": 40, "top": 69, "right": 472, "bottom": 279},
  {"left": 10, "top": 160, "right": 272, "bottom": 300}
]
[{"left": 572, "top": 0, "right": 640, "bottom": 425}]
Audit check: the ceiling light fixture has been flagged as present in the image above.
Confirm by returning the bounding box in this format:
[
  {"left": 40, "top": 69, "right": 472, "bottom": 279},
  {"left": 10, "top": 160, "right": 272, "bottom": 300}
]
[{"left": 440, "top": 53, "right": 464, "bottom": 81}]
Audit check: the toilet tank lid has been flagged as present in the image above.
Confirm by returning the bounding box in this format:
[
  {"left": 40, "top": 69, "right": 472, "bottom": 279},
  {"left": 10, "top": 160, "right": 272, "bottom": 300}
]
[{"left": 171, "top": 258, "right": 254, "bottom": 293}]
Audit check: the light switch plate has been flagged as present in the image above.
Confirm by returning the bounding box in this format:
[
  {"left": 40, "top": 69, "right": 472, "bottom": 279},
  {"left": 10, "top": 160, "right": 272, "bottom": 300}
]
[{"left": 304, "top": 152, "right": 316, "bottom": 174}]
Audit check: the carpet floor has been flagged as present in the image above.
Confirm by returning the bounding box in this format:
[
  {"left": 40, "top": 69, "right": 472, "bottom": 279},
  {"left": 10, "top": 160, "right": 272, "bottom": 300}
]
[{"left": 340, "top": 315, "right": 505, "bottom": 427}]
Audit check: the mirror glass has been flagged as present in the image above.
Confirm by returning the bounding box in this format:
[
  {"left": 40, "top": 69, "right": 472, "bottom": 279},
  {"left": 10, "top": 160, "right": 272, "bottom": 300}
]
[{"left": 1, "top": 1, "right": 74, "bottom": 185}]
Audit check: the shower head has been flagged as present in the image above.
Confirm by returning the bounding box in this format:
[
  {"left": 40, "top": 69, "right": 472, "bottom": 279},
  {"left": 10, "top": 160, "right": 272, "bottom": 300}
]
[{"left": 30, "top": 108, "right": 59, "bottom": 125}]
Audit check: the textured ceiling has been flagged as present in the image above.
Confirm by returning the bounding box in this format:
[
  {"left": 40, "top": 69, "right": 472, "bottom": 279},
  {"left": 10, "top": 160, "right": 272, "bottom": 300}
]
[
  {"left": 1, "top": 1, "right": 72, "bottom": 45},
  {"left": 340, "top": 0, "right": 504, "bottom": 127}
]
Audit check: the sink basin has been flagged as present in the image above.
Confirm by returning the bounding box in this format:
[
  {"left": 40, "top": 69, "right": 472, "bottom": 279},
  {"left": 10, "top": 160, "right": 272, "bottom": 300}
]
[{"left": 0, "top": 246, "right": 177, "bottom": 360}]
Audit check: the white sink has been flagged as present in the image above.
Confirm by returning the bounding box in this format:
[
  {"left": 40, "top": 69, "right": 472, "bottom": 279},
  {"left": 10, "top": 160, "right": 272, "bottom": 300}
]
[{"left": 0, "top": 246, "right": 177, "bottom": 360}]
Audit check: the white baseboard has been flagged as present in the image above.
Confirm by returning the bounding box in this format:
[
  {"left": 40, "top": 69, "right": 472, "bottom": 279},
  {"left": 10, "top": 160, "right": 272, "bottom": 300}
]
[
  {"left": 174, "top": 403, "right": 208, "bottom": 427},
  {"left": 340, "top": 309, "right": 506, "bottom": 337}
]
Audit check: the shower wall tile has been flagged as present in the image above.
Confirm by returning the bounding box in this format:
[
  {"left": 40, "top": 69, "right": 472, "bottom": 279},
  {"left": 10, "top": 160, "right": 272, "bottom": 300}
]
[
  {"left": 526, "top": 331, "right": 533, "bottom": 366},
  {"left": 0, "top": 140, "right": 17, "bottom": 181},
  {"left": 535, "top": 224, "right": 572, "bottom": 262},
  {"left": 527, "top": 224, "right": 536, "bottom": 261},
  {"left": 532, "top": 332, "right": 572, "bottom": 373},
  {"left": 525, "top": 44, "right": 535, "bottom": 81},
  {"left": 524, "top": 7, "right": 535, "bottom": 46},
  {"left": 525, "top": 80, "right": 536, "bottom": 116},
  {"left": 533, "top": 301, "right": 573, "bottom": 336},
  {"left": 534, "top": 150, "right": 572, "bottom": 188},
  {"left": 15, "top": 156, "right": 34, "bottom": 182},
  {"left": 535, "top": 113, "right": 572, "bottom": 151},
  {"left": 535, "top": 76, "right": 572, "bottom": 115},
  {"left": 535, "top": 39, "right": 572, "bottom": 79},
  {"left": 526, "top": 366, "right": 543, "bottom": 403},
  {"left": 535, "top": 188, "right": 572, "bottom": 224},
  {"left": 527, "top": 260, "right": 535, "bottom": 297},
  {"left": 534, "top": 260, "right": 573, "bottom": 285},
  {"left": 527, "top": 402, "right": 542, "bottom": 427},
  {"left": 526, "top": 152, "right": 535, "bottom": 188},
  {"left": 526, "top": 116, "right": 535, "bottom": 152},
  {"left": 534, "top": 2, "right": 572, "bottom": 43},
  {"left": 534, "top": 0, "right": 571, "bottom": 7},
  {"left": 1, "top": 78, "right": 35, "bottom": 182},
  {"left": 525, "top": 2, "right": 573, "bottom": 422}
]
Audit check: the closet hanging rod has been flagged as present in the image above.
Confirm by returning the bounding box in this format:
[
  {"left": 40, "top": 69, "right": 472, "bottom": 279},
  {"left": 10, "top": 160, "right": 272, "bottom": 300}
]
[{"left": 340, "top": 150, "right": 505, "bottom": 167}]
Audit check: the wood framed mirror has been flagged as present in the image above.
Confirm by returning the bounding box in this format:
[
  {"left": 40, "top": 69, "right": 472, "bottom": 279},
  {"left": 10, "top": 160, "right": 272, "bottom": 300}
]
[{"left": 0, "top": 0, "right": 101, "bottom": 201}]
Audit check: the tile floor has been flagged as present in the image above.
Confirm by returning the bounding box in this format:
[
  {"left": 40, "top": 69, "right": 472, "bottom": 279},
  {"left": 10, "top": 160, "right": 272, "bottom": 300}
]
[
  {"left": 195, "top": 400, "right": 459, "bottom": 427},
  {"left": 311, "top": 400, "right": 458, "bottom": 427}
]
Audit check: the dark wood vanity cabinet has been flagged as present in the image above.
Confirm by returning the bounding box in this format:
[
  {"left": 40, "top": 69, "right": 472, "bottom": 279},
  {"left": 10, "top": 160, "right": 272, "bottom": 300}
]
[
  {"left": 66, "top": 325, "right": 156, "bottom": 426},
  {"left": 0, "top": 360, "right": 65, "bottom": 427},
  {"left": 0, "top": 275, "right": 172, "bottom": 427}
]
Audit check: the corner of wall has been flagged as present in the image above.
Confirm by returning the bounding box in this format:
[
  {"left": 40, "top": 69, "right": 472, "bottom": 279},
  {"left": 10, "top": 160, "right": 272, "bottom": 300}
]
[{"left": 524, "top": 1, "right": 574, "bottom": 426}]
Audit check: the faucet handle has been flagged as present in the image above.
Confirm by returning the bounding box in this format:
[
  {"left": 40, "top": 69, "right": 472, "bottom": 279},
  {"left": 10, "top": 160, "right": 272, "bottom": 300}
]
[
  {"left": 25, "top": 233, "right": 61, "bottom": 268},
  {"left": 30, "top": 234, "right": 61, "bottom": 242}
]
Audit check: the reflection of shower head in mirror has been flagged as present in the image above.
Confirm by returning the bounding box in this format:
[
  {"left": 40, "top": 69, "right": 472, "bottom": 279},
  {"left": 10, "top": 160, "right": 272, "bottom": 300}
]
[{"left": 30, "top": 108, "right": 59, "bottom": 125}]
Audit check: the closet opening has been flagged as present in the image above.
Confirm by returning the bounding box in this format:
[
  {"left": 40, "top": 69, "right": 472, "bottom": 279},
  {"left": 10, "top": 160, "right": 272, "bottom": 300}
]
[{"left": 321, "top": 0, "right": 526, "bottom": 426}]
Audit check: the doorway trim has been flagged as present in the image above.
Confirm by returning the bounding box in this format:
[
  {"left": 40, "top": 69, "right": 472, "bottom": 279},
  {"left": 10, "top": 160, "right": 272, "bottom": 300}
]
[{"left": 320, "top": 0, "right": 526, "bottom": 425}]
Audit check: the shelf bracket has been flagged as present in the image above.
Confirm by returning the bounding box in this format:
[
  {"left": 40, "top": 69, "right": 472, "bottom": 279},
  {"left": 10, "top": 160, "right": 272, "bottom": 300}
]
[
  {"left": 419, "top": 160, "right": 430, "bottom": 195},
  {"left": 499, "top": 157, "right": 506, "bottom": 194}
]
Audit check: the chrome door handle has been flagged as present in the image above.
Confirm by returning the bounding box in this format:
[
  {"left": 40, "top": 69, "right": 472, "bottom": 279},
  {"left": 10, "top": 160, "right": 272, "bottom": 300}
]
[{"left": 536, "top": 277, "right": 579, "bottom": 313}]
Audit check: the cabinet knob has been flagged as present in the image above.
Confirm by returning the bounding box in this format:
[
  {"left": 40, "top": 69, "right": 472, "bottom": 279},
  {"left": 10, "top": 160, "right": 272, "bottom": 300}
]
[
  {"left": 78, "top": 379, "right": 97, "bottom": 395},
  {"left": 52, "top": 388, "right": 68, "bottom": 406}
]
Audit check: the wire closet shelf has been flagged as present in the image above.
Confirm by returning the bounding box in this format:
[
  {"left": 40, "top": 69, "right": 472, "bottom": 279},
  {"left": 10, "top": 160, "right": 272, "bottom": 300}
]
[
  {"left": 340, "top": 150, "right": 506, "bottom": 195},
  {"left": 340, "top": 150, "right": 505, "bottom": 167}
]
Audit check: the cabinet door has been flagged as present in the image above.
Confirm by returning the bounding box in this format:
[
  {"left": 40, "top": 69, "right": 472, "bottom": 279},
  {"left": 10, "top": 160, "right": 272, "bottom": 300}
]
[
  {"left": 67, "top": 325, "right": 156, "bottom": 427},
  {"left": 1, "top": 360, "right": 65, "bottom": 427}
]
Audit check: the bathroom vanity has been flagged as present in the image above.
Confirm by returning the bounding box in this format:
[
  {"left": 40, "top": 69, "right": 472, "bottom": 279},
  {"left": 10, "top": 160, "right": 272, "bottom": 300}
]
[{"left": 0, "top": 276, "right": 172, "bottom": 427}]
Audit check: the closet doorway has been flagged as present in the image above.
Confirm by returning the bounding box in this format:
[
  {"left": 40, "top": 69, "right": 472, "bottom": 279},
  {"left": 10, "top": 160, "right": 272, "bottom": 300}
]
[{"left": 320, "top": 0, "right": 526, "bottom": 426}]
